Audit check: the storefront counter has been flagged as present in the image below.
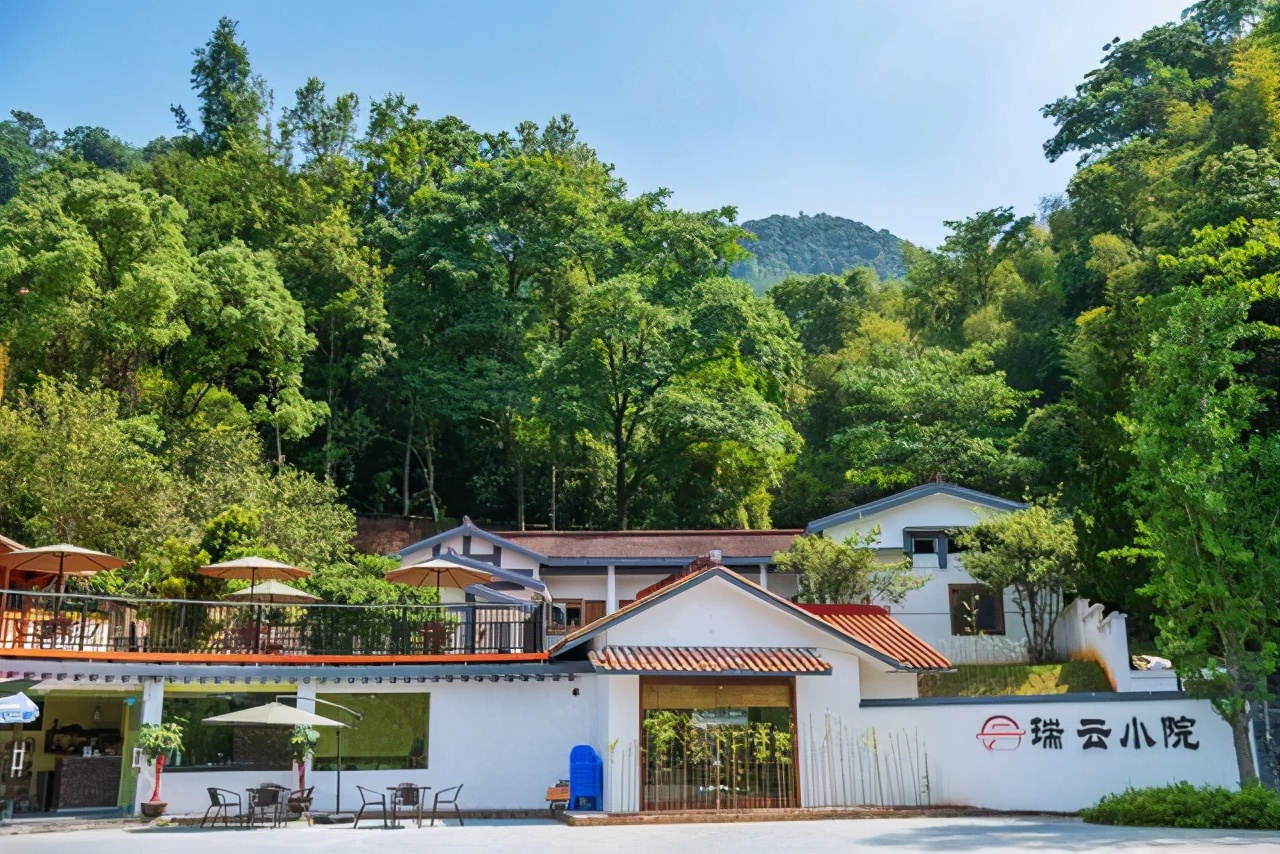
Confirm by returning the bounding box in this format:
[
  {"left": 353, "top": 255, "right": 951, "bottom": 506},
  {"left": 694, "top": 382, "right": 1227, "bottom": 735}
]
[{"left": 54, "top": 756, "right": 122, "bottom": 809}]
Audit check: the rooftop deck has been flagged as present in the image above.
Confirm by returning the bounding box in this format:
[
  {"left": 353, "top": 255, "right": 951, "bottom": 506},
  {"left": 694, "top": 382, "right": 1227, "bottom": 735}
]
[{"left": 0, "top": 589, "right": 549, "bottom": 660}]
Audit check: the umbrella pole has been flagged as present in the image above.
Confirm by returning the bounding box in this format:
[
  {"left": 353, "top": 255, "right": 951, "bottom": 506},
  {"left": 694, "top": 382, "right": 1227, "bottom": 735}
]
[
  {"left": 336, "top": 728, "right": 343, "bottom": 813},
  {"left": 253, "top": 568, "right": 261, "bottom": 654},
  {"left": 1, "top": 567, "right": 10, "bottom": 647}
]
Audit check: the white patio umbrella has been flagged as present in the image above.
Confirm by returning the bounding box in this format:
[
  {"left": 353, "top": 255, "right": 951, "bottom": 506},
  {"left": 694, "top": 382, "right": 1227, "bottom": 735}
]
[
  {"left": 223, "top": 579, "right": 319, "bottom": 605},
  {"left": 202, "top": 701, "right": 345, "bottom": 729},
  {"left": 0, "top": 691, "right": 39, "bottom": 725},
  {"left": 203, "top": 701, "right": 350, "bottom": 813}
]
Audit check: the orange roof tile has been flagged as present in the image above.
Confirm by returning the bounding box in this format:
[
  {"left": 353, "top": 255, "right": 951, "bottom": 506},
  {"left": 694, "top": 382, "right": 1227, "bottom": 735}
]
[
  {"left": 588, "top": 645, "right": 831, "bottom": 675},
  {"left": 800, "top": 604, "right": 951, "bottom": 671}
]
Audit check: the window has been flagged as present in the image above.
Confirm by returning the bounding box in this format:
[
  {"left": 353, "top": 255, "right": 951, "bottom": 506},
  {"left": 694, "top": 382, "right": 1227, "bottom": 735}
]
[
  {"left": 163, "top": 693, "right": 290, "bottom": 771},
  {"left": 949, "top": 584, "right": 1005, "bottom": 635},
  {"left": 313, "top": 693, "right": 429, "bottom": 771},
  {"left": 910, "top": 536, "right": 937, "bottom": 555}
]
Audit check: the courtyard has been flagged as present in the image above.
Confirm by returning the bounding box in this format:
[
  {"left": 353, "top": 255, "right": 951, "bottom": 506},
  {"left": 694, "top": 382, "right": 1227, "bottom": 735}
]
[{"left": 9, "top": 817, "right": 1280, "bottom": 854}]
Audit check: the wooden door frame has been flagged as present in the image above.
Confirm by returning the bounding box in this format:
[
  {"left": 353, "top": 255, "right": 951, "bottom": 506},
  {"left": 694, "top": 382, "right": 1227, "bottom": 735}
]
[{"left": 637, "top": 675, "right": 799, "bottom": 812}]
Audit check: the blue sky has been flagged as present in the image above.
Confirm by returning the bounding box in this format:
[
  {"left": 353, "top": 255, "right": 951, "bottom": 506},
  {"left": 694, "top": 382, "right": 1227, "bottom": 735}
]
[{"left": 3, "top": 0, "right": 1188, "bottom": 246}]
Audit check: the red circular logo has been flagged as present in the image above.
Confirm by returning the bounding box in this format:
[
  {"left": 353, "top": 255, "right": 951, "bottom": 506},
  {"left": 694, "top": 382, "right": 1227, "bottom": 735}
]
[{"left": 976, "top": 715, "right": 1025, "bottom": 751}]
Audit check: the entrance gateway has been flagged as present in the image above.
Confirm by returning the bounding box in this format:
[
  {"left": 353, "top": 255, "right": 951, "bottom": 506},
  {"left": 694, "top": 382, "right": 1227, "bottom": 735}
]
[{"left": 640, "top": 677, "right": 797, "bottom": 811}]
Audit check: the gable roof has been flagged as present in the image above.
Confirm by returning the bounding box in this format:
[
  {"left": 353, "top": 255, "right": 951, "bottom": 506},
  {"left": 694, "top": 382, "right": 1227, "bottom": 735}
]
[
  {"left": 805, "top": 482, "right": 1026, "bottom": 534},
  {"left": 495, "top": 529, "right": 801, "bottom": 562},
  {"left": 394, "top": 516, "right": 548, "bottom": 563},
  {"left": 588, "top": 646, "right": 831, "bottom": 676},
  {"left": 548, "top": 564, "right": 945, "bottom": 672},
  {"left": 800, "top": 604, "right": 950, "bottom": 671}
]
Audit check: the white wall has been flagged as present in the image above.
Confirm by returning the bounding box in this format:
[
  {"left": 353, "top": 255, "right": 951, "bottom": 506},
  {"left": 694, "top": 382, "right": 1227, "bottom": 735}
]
[
  {"left": 873, "top": 553, "right": 1029, "bottom": 664},
  {"left": 846, "top": 697, "right": 1237, "bottom": 811},
  {"left": 819, "top": 493, "right": 1002, "bottom": 549},
  {"left": 146, "top": 678, "right": 597, "bottom": 816},
  {"left": 819, "top": 494, "right": 1027, "bottom": 662},
  {"left": 545, "top": 574, "right": 670, "bottom": 605},
  {"left": 1054, "top": 599, "right": 1179, "bottom": 693}
]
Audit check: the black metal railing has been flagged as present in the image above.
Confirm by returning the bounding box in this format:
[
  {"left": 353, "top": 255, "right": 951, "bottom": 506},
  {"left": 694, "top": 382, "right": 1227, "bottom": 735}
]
[{"left": 0, "top": 590, "right": 546, "bottom": 656}]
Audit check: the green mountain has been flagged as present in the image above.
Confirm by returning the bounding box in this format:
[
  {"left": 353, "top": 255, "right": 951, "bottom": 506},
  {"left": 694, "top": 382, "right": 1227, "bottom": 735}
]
[{"left": 731, "top": 213, "right": 906, "bottom": 292}]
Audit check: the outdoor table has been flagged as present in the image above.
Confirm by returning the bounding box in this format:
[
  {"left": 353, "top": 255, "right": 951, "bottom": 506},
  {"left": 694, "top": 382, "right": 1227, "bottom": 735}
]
[
  {"left": 387, "top": 785, "right": 430, "bottom": 828},
  {"left": 247, "top": 786, "right": 287, "bottom": 828}
]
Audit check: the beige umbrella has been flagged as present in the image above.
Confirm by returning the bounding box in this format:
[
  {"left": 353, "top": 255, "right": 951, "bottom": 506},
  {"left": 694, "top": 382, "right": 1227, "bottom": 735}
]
[
  {"left": 385, "top": 557, "right": 493, "bottom": 593},
  {"left": 0, "top": 545, "right": 126, "bottom": 637},
  {"left": 201, "top": 557, "right": 310, "bottom": 653},
  {"left": 199, "top": 555, "right": 310, "bottom": 586},
  {"left": 224, "top": 579, "right": 319, "bottom": 605}
]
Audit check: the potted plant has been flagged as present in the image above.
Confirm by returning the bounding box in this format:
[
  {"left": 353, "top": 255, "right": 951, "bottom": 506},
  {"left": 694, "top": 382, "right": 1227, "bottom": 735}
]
[
  {"left": 137, "top": 722, "right": 184, "bottom": 819},
  {"left": 287, "top": 725, "right": 319, "bottom": 815}
]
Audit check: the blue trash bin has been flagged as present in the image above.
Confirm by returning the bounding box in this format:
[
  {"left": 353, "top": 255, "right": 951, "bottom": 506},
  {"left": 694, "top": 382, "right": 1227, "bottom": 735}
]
[{"left": 568, "top": 744, "right": 603, "bottom": 811}]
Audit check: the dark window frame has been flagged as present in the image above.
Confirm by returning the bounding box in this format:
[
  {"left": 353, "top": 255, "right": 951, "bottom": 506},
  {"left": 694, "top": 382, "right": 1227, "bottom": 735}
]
[{"left": 948, "top": 583, "right": 1005, "bottom": 636}]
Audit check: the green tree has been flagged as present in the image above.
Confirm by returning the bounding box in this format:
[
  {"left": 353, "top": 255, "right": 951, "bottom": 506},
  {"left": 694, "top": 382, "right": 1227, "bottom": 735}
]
[
  {"left": 773, "top": 529, "right": 922, "bottom": 605},
  {"left": 172, "top": 17, "right": 268, "bottom": 152},
  {"left": 1122, "top": 275, "right": 1279, "bottom": 784},
  {"left": 0, "top": 377, "right": 178, "bottom": 562},
  {"left": 958, "top": 500, "right": 1084, "bottom": 664},
  {"left": 544, "top": 274, "right": 800, "bottom": 528}
]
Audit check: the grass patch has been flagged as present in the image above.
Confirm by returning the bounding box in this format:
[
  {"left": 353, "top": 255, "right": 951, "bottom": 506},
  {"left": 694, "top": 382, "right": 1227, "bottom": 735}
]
[
  {"left": 1081, "top": 782, "right": 1280, "bottom": 829},
  {"left": 917, "top": 661, "right": 1112, "bottom": 697}
]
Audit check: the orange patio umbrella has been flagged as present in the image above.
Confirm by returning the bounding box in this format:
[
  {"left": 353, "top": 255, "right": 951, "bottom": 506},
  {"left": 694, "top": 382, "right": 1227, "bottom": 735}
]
[{"left": 0, "top": 543, "right": 126, "bottom": 642}]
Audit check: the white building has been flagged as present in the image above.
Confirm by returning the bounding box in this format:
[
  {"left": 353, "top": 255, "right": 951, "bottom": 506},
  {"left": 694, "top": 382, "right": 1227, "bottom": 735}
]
[{"left": 0, "top": 482, "right": 1226, "bottom": 820}]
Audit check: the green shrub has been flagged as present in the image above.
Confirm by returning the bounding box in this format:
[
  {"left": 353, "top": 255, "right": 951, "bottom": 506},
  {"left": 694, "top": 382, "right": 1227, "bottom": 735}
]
[{"left": 1080, "top": 781, "right": 1280, "bottom": 830}]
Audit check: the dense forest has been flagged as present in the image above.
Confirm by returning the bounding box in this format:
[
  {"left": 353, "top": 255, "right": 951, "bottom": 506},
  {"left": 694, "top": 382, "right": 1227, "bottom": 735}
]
[
  {"left": 0, "top": 0, "right": 1277, "bottom": 700},
  {"left": 729, "top": 212, "right": 906, "bottom": 291}
]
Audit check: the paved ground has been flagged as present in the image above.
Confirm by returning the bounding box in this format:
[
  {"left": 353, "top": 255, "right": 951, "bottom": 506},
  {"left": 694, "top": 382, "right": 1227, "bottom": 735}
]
[{"left": 9, "top": 817, "right": 1280, "bottom": 854}]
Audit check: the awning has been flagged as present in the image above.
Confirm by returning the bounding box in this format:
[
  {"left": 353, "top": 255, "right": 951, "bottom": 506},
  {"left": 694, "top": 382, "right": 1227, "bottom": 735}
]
[{"left": 587, "top": 646, "right": 831, "bottom": 676}]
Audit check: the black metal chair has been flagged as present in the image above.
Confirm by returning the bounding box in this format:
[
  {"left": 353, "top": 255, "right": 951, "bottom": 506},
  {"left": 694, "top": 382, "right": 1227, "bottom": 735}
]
[
  {"left": 247, "top": 785, "right": 285, "bottom": 829},
  {"left": 430, "top": 784, "right": 464, "bottom": 826},
  {"left": 353, "top": 785, "right": 388, "bottom": 828},
  {"left": 392, "top": 782, "right": 424, "bottom": 828},
  {"left": 286, "top": 786, "right": 314, "bottom": 819},
  {"left": 200, "top": 788, "right": 243, "bottom": 827}
]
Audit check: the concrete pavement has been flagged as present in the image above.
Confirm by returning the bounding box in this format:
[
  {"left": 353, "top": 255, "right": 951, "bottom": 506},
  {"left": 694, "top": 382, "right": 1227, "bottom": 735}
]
[{"left": 9, "top": 817, "right": 1280, "bottom": 854}]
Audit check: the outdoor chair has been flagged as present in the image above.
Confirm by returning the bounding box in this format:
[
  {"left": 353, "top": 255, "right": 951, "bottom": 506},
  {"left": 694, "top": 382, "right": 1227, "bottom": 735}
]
[
  {"left": 286, "top": 786, "right": 314, "bottom": 818},
  {"left": 353, "top": 785, "right": 388, "bottom": 828},
  {"left": 392, "top": 782, "right": 424, "bottom": 828},
  {"left": 248, "top": 785, "right": 285, "bottom": 829},
  {"left": 430, "top": 784, "right": 464, "bottom": 826},
  {"left": 200, "top": 787, "right": 243, "bottom": 828}
]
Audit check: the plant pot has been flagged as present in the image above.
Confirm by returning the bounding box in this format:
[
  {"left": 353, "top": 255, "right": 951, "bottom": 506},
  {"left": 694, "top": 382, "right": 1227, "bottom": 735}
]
[{"left": 140, "top": 801, "right": 167, "bottom": 819}]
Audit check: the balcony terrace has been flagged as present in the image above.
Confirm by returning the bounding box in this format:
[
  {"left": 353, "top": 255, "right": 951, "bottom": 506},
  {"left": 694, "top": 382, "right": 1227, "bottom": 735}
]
[{"left": 0, "top": 589, "right": 549, "bottom": 660}]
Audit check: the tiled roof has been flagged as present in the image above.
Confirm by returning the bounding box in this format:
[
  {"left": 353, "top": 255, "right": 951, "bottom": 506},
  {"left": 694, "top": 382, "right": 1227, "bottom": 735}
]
[
  {"left": 549, "top": 562, "right": 947, "bottom": 672},
  {"left": 801, "top": 604, "right": 951, "bottom": 671},
  {"left": 494, "top": 529, "right": 801, "bottom": 560},
  {"left": 588, "top": 646, "right": 831, "bottom": 676}
]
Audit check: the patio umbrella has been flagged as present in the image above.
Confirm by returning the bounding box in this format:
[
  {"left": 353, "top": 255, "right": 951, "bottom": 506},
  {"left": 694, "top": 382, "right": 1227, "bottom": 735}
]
[
  {"left": 223, "top": 579, "right": 319, "bottom": 605},
  {"left": 386, "top": 557, "right": 493, "bottom": 594},
  {"left": 0, "top": 543, "right": 125, "bottom": 590},
  {"left": 200, "top": 557, "right": 311, "bottom": 653},
  {"left": 198, "top": 556, "right": 311, "bottom": 587},
  {"left": 0, "top": 544, "right": 125, "bottom": 640},
  {"left": 202, "top": 701, "right": 345, "bottom": 729},
  {"left": 203, "top": 701, "right": 350, "bottom": 813},
  {"left": 0, "top": 691, "right": 39, "bottom": 725}
]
